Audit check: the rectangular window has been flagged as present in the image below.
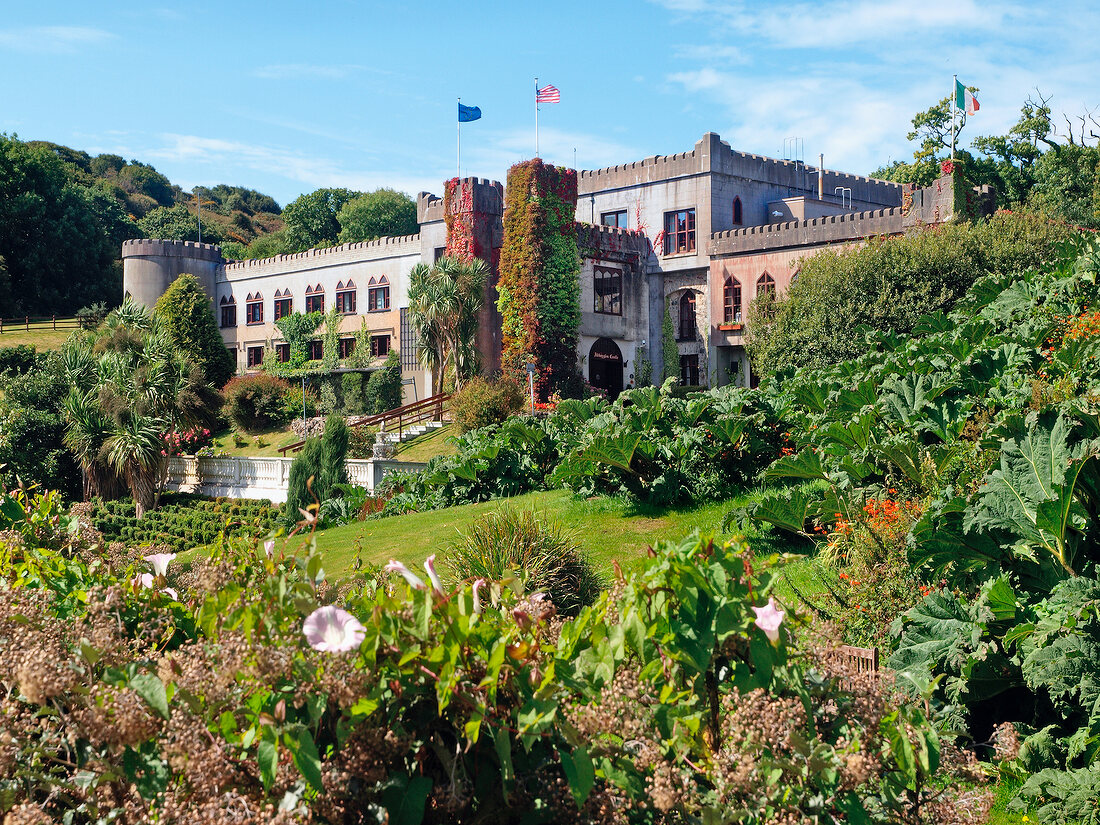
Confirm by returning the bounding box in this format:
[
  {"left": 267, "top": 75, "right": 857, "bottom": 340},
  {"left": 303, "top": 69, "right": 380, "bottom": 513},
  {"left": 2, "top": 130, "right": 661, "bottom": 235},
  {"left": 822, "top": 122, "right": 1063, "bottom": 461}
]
[
  {"left": 247, "top": 346, "right": 264, "bottom": 368},
  {"left": 368, "top": 286, "right": 390, "bottom": 312},
  {"left": 246, "top": 300, "right": 263, "bottom": 325},
  {"left": 434, "top": 246, "right": 446, "bottom": 262},
  {"left": 593, "top": 266, "right": 622, "bottom": 315},
  {"left": 274, "top": 297, "right": 292, "bottom": 320},
  {"left": 679, "top": 354, "right": 699, "bottom": 386},
  {"left": 308, "top": 340, "right": 323, "bottom": 361},
  {"left": 339, "top": 337, "right": 355, "bottom": 359},
  {"left": 221, "top": 304, "right": 236, "bottom": 328},
  {"left": 663, "top": 208, "right": 696, "bottom": 255},
  {"left": 276, "top": 343, "right": 290, "bottom": 363},
  {"left": 305, "top": 293, "right": 324, "bottom": 314},
  {"left": 601, "top": 210, "right": 627, "bottom": 228},
  {"left": 371, "top": 334, "right": 391, "bottom": 358},
  {"left": 336, "top": 289, "right": 357, "bottom": 314}
]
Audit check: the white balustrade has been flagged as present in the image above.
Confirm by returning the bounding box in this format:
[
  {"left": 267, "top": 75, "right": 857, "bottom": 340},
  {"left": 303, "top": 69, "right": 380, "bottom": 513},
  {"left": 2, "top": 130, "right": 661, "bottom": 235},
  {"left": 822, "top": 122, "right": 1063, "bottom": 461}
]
[{"left": 165, "top": 455, "right": 427, "bottom": 502}]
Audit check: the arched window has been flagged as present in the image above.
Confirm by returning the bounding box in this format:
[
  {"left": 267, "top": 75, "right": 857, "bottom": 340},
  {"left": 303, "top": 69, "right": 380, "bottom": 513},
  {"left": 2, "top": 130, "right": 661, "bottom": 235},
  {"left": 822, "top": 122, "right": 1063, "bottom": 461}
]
[
  {"left": 723, "top": 277, "right": 742, "bottom": 323},
  {"left": 368, "top": 276, "right": 390, "bottom": 312},
  {"left": 219, "top": 295, "right": 236, "bottom": 328},
  {"left": 245, "top": 292, "right": 263, "bottom": 325},
  {"left": 305, "top": 284, "right": 324, "bottom": 314},
  {"left": 336, "top": 279, "right": 357, "bottom": 314},
  {"left": 274, "top": 289, "right": 292, "bottom": 320},
  {"left": 733, "top": 197, "right": 743, "bottom": 226},
  {"left": 678, "top": 291, "right": 696, "bottom": 341},
  {"left": 756, "top": 272, "right": 776, "bottom": 298}
]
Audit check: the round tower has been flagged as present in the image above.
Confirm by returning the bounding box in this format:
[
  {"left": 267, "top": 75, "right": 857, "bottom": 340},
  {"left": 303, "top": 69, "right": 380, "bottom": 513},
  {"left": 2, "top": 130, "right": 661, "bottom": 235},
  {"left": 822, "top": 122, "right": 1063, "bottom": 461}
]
[{"left": 121, "top": 239, "right": 224, "bottom": 308}]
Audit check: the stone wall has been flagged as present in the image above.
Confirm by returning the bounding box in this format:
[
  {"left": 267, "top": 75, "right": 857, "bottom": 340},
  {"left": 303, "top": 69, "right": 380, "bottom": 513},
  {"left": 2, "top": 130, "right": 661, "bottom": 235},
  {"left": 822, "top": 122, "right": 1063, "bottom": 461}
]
[{"left": 122, "top": 239, "right": 225, "bottom": 307}]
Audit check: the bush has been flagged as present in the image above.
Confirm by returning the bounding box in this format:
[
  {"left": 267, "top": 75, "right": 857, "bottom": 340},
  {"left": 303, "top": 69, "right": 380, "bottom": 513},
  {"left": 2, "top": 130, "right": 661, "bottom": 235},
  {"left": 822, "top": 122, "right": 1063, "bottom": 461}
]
[
  {"left": 223, "top": 373, "right": 296, "bottom": 432},
  {"left": 0, "top": 344, "right": 38, "bottom": 375},
  {"left": 445, "top": 508, "right": 602, "bottom": 616},
  {"left": 317, "top": 414, "right": 349, "bottom": 503},
  {"left": 450, "top": 376, "right": 524, "bottom": 433},
  {"left": 285, "top": 437, "right": 322, "bottom": 525},
  {"left": 363, "top": 350, "right": 402, "bottom": 414},
  {"left": 154, "top": 274, "right": 235, "bottom": 388}
]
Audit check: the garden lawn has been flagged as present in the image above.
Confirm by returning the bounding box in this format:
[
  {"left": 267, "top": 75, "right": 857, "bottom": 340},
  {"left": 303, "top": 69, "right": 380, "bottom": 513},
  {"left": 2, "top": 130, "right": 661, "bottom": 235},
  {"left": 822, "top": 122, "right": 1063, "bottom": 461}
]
[
  {"left": 394, "top": 423, "right": 458, "bottom": 462},
  {"left": 304, "top": 486, "right": 806, "bottom": 581},
  {"left": 0, "top": 325, "right": 77, "bottom": 351},
  {"left": 210, "top": 424, "right": 302, "bottom": 457}
]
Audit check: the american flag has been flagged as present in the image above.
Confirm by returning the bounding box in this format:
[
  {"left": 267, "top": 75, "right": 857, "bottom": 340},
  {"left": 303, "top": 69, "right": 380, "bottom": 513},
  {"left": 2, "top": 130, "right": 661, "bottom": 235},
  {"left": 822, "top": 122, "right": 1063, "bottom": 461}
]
[{"left": 536, "top": 84, "right": 560, "bottom": 104}]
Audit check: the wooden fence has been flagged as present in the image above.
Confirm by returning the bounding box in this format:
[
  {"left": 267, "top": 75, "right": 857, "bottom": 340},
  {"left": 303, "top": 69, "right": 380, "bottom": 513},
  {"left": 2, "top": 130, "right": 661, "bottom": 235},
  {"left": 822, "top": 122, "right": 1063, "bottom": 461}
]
[{"left": 0, "top": 316, "right": 81, "bottom": 334}]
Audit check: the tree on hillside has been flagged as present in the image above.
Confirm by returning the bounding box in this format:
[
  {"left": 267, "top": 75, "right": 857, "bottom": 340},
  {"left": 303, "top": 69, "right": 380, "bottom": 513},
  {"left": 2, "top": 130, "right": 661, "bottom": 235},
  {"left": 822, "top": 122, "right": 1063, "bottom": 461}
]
[
  {"left": 337, "top": 188, "right": 418, "bottom": 243},
  {"left": 137, "top": 203, "right": 225, "bottom": 244},
  {"left": 745, "top": 210, "right": 1076, "bottom": 377},
  {"left": 62, "top": 299, "right": 222, "bottom": 517},
  {"left": 153, "top": 274, "right": 236, "bottom": 388},
  {"left": 282, "top": 188, "right": 360, "bottom": 252},
  {"left": 408, "top": 256, "right": 489, "bottom": 395},
  {"left": 0, "top": 134, "right": 138, "bottom": 315}
]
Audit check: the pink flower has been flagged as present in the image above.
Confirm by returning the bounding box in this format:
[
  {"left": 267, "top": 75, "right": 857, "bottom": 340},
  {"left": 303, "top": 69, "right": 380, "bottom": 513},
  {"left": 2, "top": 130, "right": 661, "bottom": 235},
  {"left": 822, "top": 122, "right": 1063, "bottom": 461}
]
[
  {"left": 303, "top": 606, "right": 366, "bottom": 653},
  {"left": 264, "top": 540, "right": 275, "bottom": 558},
  {"left": 145, "top": 553, "right": 177, "bottom": 577},
  {"left": 423, "top": 554, "right": 445, "bottom": 595},
  {"left": 161, "top": 587, "right": 179, "bottom": 600},
  {"left": 472, "top": 578, "right": 486, "bottom": 614},
  {"left": 132, "top": 573, "right": 154, "bottom": 590},
  {"left": 384, "top": 559, "right": 426, "bottom": 591},
  {"left": 752, "top": 598, "right": 785, "bottom": 644}
]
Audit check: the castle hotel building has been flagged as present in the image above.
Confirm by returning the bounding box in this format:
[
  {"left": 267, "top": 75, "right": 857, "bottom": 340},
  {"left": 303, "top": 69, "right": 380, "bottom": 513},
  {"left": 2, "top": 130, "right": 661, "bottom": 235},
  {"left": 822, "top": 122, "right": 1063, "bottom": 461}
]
[{"left": 122, "top": 132, "right": 989, "bottom": 399}]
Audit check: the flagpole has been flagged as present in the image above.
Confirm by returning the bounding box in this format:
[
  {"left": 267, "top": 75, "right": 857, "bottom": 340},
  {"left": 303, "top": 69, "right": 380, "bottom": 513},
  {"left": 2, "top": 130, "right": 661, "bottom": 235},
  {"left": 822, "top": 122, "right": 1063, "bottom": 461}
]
[
  {"left": 950, "top": 74, "right": 957, "bottom": 161},
  {"left": 457, "top": 97, "right": 461, "bottom": 179},
  {"left": 534, "top": 77, "right": 539, "bottom": 158}
]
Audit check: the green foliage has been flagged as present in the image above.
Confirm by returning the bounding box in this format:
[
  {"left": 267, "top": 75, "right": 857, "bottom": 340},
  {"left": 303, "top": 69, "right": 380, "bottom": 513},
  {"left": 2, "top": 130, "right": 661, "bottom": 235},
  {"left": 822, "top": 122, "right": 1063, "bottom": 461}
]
[
  {"left": 222, "top": 373, "right": 299, "bottom": 432},
  {"left": 0, "top": 134, "right": 138, "bottom": 315},
  {"left": 281, "top": 187, "right": 359, "bottom": 252},
  {"left": 363, "top": 350, "right": 402, "bottom": 414},
  {"left": 497, "top": 160, "right": 582, "bottom": 398},
  {"left": 271, "top": 310, "right": 323, "bottom": 371},
  {"left": 318, "top": 414, "right": 349, "bottom": 504},
  {"left": 662, "top": 300, "right": 679, "bottom": 382},
  {"left": 336, "top": 188, "right": 418, "bottom": 243},
  {"left": 446, "top": 507, "right": 603, "bottom": 616},
  {"left": 747, "top": 209, "right": 1075, "bottom": 376},
  {"left": 285, "top": 437, "right": 322, "bottom": 524},
  {"left": 449, "top": 376, "right": 523, "bottom": 433},
  {"left": 136, "top": 203, "right": 224, "bottom": 244},
  {"left": 153, "top": 274, "right": 235, "bottom": 388},
  {"left": 88, "top": 493, "right": 280, "bottom": 552},
  {"left": 1014, "top": 764, "right": 1100, "bottom": 824},
  {"left": 0, "top": 349, "right": 81, "bottom": 498},
  {"left": 408, "top": 256, "right": 489, "bottom": 395},
  {"left": 0, "top": 499, "right": 966, "bottom": 823}
]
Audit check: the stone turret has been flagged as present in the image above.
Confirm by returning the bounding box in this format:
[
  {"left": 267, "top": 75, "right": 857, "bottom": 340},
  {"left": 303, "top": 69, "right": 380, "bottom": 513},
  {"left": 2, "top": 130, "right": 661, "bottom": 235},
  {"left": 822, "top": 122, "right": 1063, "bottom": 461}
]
[{"left": 121, "top": 239, "right": 224, "bottom": 308}]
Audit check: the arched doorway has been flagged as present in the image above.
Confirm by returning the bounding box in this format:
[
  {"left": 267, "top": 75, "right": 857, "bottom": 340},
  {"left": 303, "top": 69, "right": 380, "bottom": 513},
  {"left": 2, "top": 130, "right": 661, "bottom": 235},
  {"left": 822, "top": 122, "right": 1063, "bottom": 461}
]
[{"left": 589, "top": 337, "right": 624, "bottom": 398}]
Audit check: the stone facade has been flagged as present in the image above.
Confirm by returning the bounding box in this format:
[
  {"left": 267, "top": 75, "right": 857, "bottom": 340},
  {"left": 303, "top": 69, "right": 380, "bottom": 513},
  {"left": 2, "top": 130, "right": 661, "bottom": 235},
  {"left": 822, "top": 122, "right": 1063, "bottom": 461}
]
[{"left": 121, "top": 133, "right": 991, "bottom": 397}]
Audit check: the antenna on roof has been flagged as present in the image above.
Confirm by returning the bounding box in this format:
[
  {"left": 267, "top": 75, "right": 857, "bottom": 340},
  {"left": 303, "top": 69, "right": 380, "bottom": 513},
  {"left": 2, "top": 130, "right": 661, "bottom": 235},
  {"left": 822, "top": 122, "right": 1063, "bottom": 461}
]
[{"left": 782, "top": 137, "right": 805, "bottom": 195}]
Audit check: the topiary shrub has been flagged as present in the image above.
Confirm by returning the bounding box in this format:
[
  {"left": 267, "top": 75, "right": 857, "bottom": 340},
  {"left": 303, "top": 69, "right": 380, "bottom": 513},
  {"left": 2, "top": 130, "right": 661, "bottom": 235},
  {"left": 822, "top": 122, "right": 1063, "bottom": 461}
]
[
  {"left": 153, "top": 274, "right": 235, "bottom": 388},
  {"left": 285, "top": 437, "right": 322, "bottom": 525},
  {"left": 449, "top": 376, "right": 524, "bottom": 433},
  {"left": 444, "top": 507, "right": 603, "bottom": 616},
  {"left": 317, "top": 414, "right": 349, "bottom": 503},
  {"left": 223, "top": 373, "right": 295, "bottom": 432}
]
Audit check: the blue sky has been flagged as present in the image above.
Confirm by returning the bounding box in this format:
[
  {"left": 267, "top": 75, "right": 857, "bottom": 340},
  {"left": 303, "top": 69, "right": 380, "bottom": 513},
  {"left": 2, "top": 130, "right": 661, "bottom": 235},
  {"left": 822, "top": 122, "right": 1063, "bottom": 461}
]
[{"left": 2, "top": 0, "right": 1097, "bottom": 208}]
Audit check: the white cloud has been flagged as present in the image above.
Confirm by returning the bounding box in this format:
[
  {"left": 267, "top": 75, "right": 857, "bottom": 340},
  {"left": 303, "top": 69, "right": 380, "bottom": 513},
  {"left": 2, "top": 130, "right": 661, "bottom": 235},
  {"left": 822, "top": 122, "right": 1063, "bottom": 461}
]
[
  {"left": 673, "top": 43, "right": 748, "bottom": 64},
  {"left": 139, "top": 133, "right": 440, "bottom": 200},
  {"left": 0, "top": 26, "right": 114, "bottom": 54}
]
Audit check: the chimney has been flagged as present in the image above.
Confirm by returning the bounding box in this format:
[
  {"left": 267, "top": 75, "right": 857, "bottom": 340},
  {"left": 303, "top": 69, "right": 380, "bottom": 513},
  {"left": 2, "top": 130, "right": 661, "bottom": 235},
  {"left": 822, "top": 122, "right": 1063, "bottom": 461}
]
[{"left": 818, "top": 154, "right": 824, "bottom": 200}]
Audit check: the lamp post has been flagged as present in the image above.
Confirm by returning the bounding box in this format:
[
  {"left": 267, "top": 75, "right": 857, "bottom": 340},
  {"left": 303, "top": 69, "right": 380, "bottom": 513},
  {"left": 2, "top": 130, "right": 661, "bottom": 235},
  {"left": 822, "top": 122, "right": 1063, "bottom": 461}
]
[{"left": 526, "top": 362, "right": 536, "bottom": 415}]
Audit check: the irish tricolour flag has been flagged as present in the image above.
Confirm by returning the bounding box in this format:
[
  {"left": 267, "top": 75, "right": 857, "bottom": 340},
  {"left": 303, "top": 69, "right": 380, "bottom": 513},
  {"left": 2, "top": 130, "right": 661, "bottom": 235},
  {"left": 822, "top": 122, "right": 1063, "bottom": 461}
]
[{"left": 955, "top": 79, "right": 979, "bottom": 115}]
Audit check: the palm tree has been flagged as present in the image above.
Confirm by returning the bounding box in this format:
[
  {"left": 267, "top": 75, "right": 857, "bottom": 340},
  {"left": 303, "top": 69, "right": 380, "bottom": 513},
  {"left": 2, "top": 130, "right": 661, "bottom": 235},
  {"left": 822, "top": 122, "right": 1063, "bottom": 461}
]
[
  {"left": 407, "top": 256, "right": 489, "bottom": 395},
  {"left": 62, "top": 298, "right": 221, "bottom": 518}
]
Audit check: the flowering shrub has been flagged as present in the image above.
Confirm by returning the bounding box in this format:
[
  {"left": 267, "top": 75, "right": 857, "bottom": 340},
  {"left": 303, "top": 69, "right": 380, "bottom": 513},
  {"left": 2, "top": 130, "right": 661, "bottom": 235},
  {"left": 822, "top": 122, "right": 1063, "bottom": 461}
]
[
  {"left": 0, "top": 490, "right": 980, "bottom": 824},
  {"left": 223, "top": 373, "right": 309, "bottom": 432},
  {"left": 449, "top": 376, "right": 524, "bottom": 433},
  {"left": 161, "top": 426, "right": 213, "bottom": 457}
]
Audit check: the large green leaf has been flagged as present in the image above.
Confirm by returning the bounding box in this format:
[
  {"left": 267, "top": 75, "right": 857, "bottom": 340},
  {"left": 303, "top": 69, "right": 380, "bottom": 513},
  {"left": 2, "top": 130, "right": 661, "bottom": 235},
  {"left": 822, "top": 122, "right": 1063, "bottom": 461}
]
[{"left": 966, "top": 414, "right": 1097, "bottom": 576}]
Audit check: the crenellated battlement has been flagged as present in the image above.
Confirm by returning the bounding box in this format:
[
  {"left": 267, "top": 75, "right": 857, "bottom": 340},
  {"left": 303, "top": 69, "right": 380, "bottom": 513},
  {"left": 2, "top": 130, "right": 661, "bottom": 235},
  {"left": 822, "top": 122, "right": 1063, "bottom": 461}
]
[
  {"left": 121, "top": 238, "right": 224, "bottom": 263},
  {"left": 578, "top": 132, "right": 903, "bottom": 202},
  {"left": 576, "top": 221, "right": 650, "bottom": 262},
  {"left": 223, "top": 234, "right": 421, "bottom": 274},
  {"left": 708, "top": 207, "right": 906, "bottom": 256}
]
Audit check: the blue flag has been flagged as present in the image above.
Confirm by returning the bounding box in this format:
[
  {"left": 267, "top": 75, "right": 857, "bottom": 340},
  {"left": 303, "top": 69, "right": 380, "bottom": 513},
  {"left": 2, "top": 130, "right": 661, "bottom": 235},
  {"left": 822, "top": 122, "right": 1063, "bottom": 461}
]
[{"left": 458, "top": 103, "right": 481, "bottom": 123}]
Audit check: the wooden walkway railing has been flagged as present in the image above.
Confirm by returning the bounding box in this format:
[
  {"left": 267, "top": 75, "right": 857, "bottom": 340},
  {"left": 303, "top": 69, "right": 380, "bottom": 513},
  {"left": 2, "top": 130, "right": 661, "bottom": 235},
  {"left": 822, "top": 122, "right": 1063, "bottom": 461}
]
[{"left": 279, "top": 392, "right": 450, "bottom": 455}]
